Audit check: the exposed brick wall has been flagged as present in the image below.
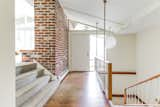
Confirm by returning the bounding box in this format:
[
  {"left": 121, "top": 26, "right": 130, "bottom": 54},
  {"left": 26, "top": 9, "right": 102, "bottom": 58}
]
[
  {"left": 55, "top": 1, "right": 68, "bottom": 75},
  {"left": 21, "top": 0, "right": 68, "bottom": 75}
]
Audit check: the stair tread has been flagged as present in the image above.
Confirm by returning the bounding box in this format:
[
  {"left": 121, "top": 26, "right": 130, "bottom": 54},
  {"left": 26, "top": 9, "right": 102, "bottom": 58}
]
[
  {"left": 16, "top": 68, "right": 45, "bottom": 90},
  {"left": 16, "top": 62, "right": 36, "bottom": 67},
  {"left": 16, "top": 62, "right": 37, "bottom": 76},
  {"left": 16, "top": 62, "right": 59, "bottom": 107},
  {"left": 16, "top": 68, "right": 44, "bottom": 80},
  {"left": 16, "top": 68, "right": 44, "bottom": 90},
  {"left": 16, "top": 70, "right": 36, "bottom": 81},
  {"left": 16, "top": 75, "right": 50, "bottom": 107},
  {"left": 16, "top": 71, "right": 37, "bottom": 90},
  {"left": 21, "top": 80, "right": 60, "bottom": 107},
  {"left": 16, "top": 75, "right": 50, "bottom": 98}
]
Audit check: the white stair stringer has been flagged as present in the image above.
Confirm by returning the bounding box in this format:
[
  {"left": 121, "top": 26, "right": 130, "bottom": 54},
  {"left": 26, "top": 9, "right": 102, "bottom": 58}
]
[
  {"left": 21, "top": 80, "right": 60, "bottom": 107},
  {"left": 16, "top": 76, "right": 50, "bottom": 107}
]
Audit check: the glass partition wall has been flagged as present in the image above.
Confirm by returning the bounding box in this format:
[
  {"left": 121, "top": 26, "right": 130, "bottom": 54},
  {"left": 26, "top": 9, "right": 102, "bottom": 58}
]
[
  {"left": 69, "top": 20, "right": 111, "bottom": 99},
  {"left": 69, "top": 20, "right": 107, "bottom": 71}
]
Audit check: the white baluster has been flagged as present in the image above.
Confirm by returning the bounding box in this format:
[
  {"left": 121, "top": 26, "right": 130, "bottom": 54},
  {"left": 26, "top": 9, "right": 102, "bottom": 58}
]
[
  {"left": 126, "top": 89, "right": 128, "bottom": 104},
  {"left": 135, "top": 86, "right": 138, "bottom": 104},
  {"left": 158, "top": 78, "right": 160, "bottom": 104},
  {"left": 128, "top": 89, "right": 130, "bottom": 104},
  {"left": 131, "top": 87, "right": 134, "bottom": 104},
  {"left": 128, "top": 88, "right": 131, "bottom": 104},
  {"left": 135, "top": 86, "right": 139, "bottom": 104},
  {"left": 132, "top": 88, "right": 134, "bottom": 104},
  {"left": 143, "top": 83, "right": 146, "bottom": 104},
  {"left": 146, "top": 81, "right": 151, "bottom": 104},
  {"left": 153, "top": 79, "right": 158, "bottom": 104},
  {"left": 140, "top": 83, "right": 144, "bottom": 104},
  {"left": 150, "top": 80, "right": 153, "bottom": 104}
]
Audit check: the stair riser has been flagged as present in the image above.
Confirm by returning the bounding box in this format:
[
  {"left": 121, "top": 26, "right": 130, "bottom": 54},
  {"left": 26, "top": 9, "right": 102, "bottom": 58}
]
[
  {"left": 36, "top": 84, "right": 59, "bottom": 107},
  {"left": 22, "top": 81, "right": 60, "bottom": 107},
  {"left": 16, "top": 68, "right": 44, "bottom": 90},
  {"left": 16, "top": 74, "right": 37, "bottom": 90},
  {"left": 16, "top": 62, "right": 59, "bottom": 107},
  {"left": 16, "top": 77, "right": 49, "bottom": 107}
]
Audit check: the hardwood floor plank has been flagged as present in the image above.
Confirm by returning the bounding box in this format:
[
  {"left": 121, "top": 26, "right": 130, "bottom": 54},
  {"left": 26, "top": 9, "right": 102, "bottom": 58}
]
[{"left": 44, "top": 72, "right": 110, "bottom": 107}]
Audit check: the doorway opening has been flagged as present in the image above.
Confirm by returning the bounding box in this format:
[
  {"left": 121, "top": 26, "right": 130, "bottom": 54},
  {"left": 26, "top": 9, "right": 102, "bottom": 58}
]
[
  {"left": 69, "top": 20, "right": 105, "bottom": 72},
  {"left": 89, "top": 34, "right": 104, "bottom": 71}
]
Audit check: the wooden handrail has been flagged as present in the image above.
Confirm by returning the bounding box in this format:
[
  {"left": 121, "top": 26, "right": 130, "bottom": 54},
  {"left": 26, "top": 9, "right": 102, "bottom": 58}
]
[
  {"left": 108, "top": 63, "right": 112, "bottom": 100},
  {"left": 124, "top": 73, "right": 160, "bottom": 104},
  {"left": 126, "top": 73, "right": 160, "bottom": 89}
]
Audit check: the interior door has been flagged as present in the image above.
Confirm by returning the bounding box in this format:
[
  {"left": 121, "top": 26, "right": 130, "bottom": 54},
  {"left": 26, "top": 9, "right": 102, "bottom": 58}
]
[{"left": 70, "top": 34, "right": 90, "bottom": 71}]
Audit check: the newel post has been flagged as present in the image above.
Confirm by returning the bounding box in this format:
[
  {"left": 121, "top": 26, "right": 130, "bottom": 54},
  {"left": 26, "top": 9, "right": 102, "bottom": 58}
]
[{"left": 108, "top": 63, "right": 112, "bottom": 100}]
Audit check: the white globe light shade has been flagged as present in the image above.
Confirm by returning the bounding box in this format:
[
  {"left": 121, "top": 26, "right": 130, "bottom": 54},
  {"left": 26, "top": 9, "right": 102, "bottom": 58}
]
[{"left": 106, "top": 35, "right": 117, "bottom": 49}]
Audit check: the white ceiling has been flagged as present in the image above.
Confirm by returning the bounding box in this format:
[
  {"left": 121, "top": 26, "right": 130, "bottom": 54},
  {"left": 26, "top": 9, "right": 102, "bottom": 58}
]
[{"left": 59, "top": 0, "right": 160, "bottom": 34}]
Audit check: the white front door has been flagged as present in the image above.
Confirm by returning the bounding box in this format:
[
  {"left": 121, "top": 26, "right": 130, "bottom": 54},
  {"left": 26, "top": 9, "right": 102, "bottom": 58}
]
[{"left": 69, "top": 33, "right": 90, "bottom": 71}]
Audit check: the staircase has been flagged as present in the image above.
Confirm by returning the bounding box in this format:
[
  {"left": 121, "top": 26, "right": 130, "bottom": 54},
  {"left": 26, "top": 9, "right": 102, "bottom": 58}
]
[
  {"left": 16, "top": 62, "right": 60, "bottom": 107},
  {"left": 95, "top": 58, "right": 159, "bottom": 107}
]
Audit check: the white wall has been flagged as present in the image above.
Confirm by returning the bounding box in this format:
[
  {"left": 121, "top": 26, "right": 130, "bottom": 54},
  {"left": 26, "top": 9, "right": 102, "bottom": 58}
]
[
  {"left": 108, "top": 34, "right": 137, "bottom": 95},
  {"left": 108, "top": 34, "right": 136, "bottom": 71},
  {"left": 108, "top": 34, "right": 137, "bottom": 104},
  {"left": 0, "top": 0, "right": 15, "bottom": 106},
  {"left": 69, "top": 32, "right": 137, "bottom": 72},
  {"left": 136, "top": 27, "right": 160, "bottom": 81}
]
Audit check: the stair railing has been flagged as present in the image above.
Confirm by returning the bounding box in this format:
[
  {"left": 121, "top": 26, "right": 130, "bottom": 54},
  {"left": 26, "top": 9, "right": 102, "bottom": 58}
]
[
  {"left": 95, "top": 57, "right": 112, "bottom": 100},
  {"left": 124, "top": 74, "right": 160, "bottom": 106}
]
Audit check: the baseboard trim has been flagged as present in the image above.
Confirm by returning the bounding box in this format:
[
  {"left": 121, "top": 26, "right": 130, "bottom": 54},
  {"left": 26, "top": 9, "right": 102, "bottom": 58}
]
[
  {"left": 112, "top": 94, "right": 124, "bottom": 98},
  {"left": 112, "top": 71, "right": 136, "bottom": 75}
]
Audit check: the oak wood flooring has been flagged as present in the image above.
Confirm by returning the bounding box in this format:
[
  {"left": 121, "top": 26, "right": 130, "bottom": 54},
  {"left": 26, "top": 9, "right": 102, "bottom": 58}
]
[{"left": 44, "top": 72, "right": 110, "bottom": 107}]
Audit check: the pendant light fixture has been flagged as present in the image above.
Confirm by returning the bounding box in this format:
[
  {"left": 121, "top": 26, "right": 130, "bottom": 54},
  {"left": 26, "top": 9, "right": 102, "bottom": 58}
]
[
  {"left": 103, "top": 0, "right": 107, "bottom": 75},
  {"left": 103, "top": 0, "right": 117, "bottom": 50},
  {"left": 106, "top": 30, "right": 117, "bottom": 49},
  {"left": 103, "top": 0, "right": 107, "bottom": 62}
]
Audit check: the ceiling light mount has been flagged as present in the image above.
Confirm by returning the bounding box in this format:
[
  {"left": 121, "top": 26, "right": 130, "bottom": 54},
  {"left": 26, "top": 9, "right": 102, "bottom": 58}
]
[{"left": 103, "top": 0, "right": 107, "bottom": 4}]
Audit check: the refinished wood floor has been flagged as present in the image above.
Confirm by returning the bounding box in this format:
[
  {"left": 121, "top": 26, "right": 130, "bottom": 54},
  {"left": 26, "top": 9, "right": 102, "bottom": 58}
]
[{"left": 44, "top": 72, "right": 110, "bottom": 107}]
